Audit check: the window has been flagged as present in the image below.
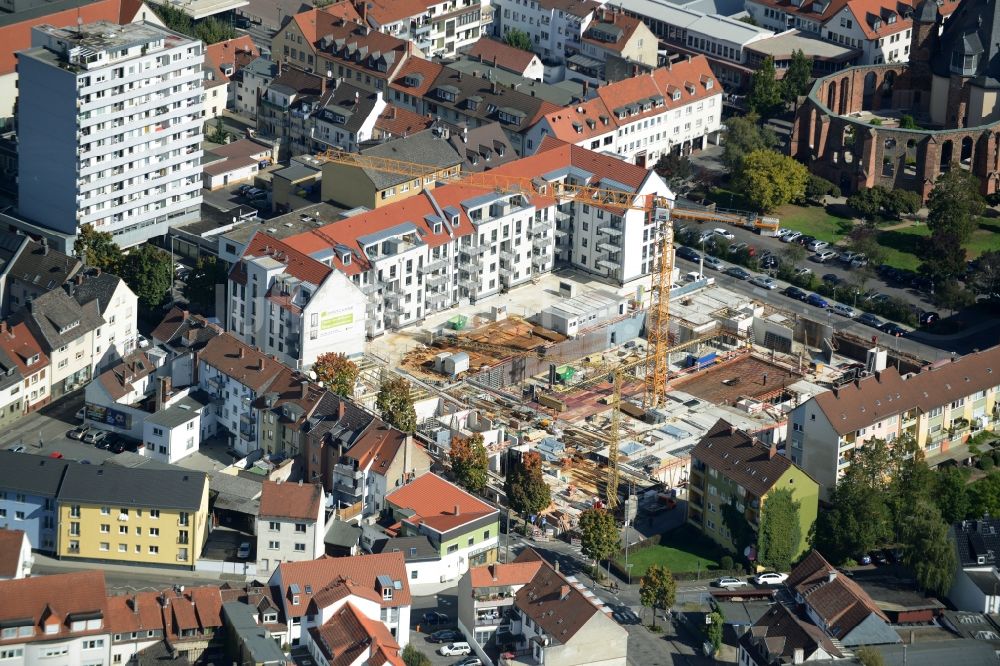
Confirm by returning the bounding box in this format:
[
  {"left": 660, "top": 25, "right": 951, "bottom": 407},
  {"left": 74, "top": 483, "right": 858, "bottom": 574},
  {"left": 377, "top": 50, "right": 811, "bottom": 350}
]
[
  {"left": 447, "top": 544, "right": 458, "bottom": 554},
  {"left": 150, "top": 528, "right": 159, "bottom": 537},
  {"left": 484, "top": 529, "right": 491, "bottom": 539},
  {"left": 14, "top": 511, "right": 23, "bottom": 520},
  {"left": 382, "top": 586, "right": 393, "bottom": 600},
  {"left": 294, "top": 543, "right": 306, "bottom": 552},
  {"left": 269, "top": 540, "right": 280, "bottom": 550},
  {"left": 70, "top": 522, "right": 80, "bottom": 536},
  {"left": 101, "top": 524, "right": 110, "bottom": 533},
  {"left": 269, "top": 521, "right": 280, "bottom": 531},
  {"left": 411, "top": 570, "right": 418, "bottom": 579},
  {"left": 99, "top": 542, "right": 109, "bottom": 551},
  {"left": 120, "top": 525, "right": 128, "bottom": 535},
  {"left": 150, "top": 509, "right": 160, "bottom": 519},
  {"left": 71, "top": 505, "right": 81, "bottom": 518},
  {"left": 149, "top": 546, "right": 159, "bottom": 555},
  {"left": 295, "top": 523, "right": 307, "bottom": 533},
  {"left": 119, "top": 544, "right": 127, "bottom": 552}
]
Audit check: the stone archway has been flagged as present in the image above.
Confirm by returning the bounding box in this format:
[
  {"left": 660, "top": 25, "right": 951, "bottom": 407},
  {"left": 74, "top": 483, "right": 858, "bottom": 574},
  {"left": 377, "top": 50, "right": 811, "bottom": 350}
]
[
  {"left": 961, "top": 136, "right": 974, "bottom": 170},
  {"left": 940, "top": 140, "right": 954, "bottom": 171},
  {"left": 839, "top": 78, "right": 850, "bottom": 115},
  {"left": 881, "top": 71, "right": 896, "bottom": 107},
  {"left": 826, "top": 80, "right": 838, "bottom": 111},
  {"left": 863, "top": 71, "right": 877, "bottom": 110}
]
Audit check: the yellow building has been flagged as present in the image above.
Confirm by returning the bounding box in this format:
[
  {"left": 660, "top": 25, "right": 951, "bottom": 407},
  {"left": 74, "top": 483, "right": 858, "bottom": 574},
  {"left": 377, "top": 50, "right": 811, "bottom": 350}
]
[
  {"left": 321, "top": 129, "right": 462, "bottom": 209},
  {"left": 56, "top": 465, "right": 209, "bottom": 569}
]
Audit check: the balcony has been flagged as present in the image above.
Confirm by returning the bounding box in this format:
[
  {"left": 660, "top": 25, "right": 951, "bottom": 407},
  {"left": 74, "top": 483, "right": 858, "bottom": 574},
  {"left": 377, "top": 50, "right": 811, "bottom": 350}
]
[
  {"left": 500, "top": 250, "right": 515, "bottom": 263},
  {"left": 531, "top": 235, "right": 550, "bottom": 249},
  {"left": 530, "top": 218, "right": 553, "bottom": 233},
  {"left": 532, "top": 254, "right": 548, "bottom": 268},
  {"left": 459, "top": 276, "right": 479, "bottom": 289},
  {"left": 339, "top": 500, "right": 363, "bottom": 521},
  {"left": 427, "top": 290, "right": 450, "bottom": 304},
  {"left": 598, "top": 241, "right": 619, "bottom": 253},
  {"left": 598, "top": 225, "right": 623, "bottom": 237},
  {"left": 361, "top": 281, "right": 382, "bottom": 295},
  {"left": 425, "top": 273, "right": 448, "bottom": 287},
  {"left": 597, "top": 259, "right": 619, "bottom": 271},
  {"left": 420, "top": 257, "right": 448, "bottom": 274},
  {"left": 461, "top": 244, "right": 487, "bottom": 257},
  {"left": 499, "top": 263, "right": 515, "bottom": 277},
  {"left": 554, "top": 209, "right": 571, "bottom": 222},
  {"left": 335, "top": 481, "right": 363, "bottom": 498}
]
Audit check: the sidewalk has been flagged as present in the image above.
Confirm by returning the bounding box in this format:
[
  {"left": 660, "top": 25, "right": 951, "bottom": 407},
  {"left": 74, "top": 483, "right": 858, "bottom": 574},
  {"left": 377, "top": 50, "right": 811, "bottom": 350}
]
[{"left": 32, "top": 552, "right": 227, "bottom": 583}]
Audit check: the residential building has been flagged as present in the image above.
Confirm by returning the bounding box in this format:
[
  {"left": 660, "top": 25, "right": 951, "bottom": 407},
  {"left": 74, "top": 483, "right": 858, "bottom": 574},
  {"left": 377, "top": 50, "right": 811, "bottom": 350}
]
[
  {"left": 221, "top": 601, "right": 290, "bottom": 666},
  {"left": 526, "top": 56, "right": 724, "bottom": 166},
  {"left": 105, "top": 589, "right": 170, "bottom": 665},
  {"left": 363, "top": 0, "right": 493, "bottom": 58},
  {"left": 785, "top": 550, "right": 901, "bottom": 646},
  {"left": 226, "top": 232, "right": 367, "bottom": 369},
  {"left": 17, "top": 21, "right": 204, "bottom": 247},
  {"left": 55, "top": 464, "right": 210, "bottom": 569},
  {"left": 149, "top": 307, "right": 223, "bottom": 386},
  {"left": 948, "top": 517, "right": 1000, "bottom": 613},
  {"left": 18, "top": 287, "right": 104, "bottom": 399},
  {"left": 256, "top": 368, "right": 340, "bottom": 458},
  {"left": 579, "top": 7, "right": 658, "bottom": 78},
  {"left": 0, "top": 529, "right": 31, "bottom": 579},
  {"left": 0, "top": 320, "right": 50, "bottom": 414},
  {"left": 300, "top": 599, "right": 405, "bottom": 666},
  {"left": 283, "top": 138, "right": 672, "bottom": 336},
  {"left": 464, "top": 37, "right": 545, "bottom": 80},
  {"left": 327, "top": 419, "right": 431, "bottom": 521},
  {"left": 268, "top": 551, "right": 411, "bottom": 645},
  {"left": 68, "top": 267, "right": 138, "bottom": 370},
  {"left": 445, "top": 122, "right": 518, "bottom": 172},
  {"left": 256, "top": 480, "right": 326, "bottom": 575},
  {"left": 384, "top": 473, "right": 500, "bottom": 582},
  {"left": 457, "top": 559, "right": 544, "bottom": 656},
  {"left": 369, "top": 535, "right": 441, "bottom": 593},
  {"left": 494, "top": 548, "right": 628, "bottom": 666},
  {"left": 203, "top": 35, "right": 259, "bottom": 118},
  {"left": 492, "top": 0, "right": 602, "bottom": 65},
  {"left": 305, "top": 83, "right": 388, "bottom": 153},
  {"left": 0, "top": 570, "right": 111, "bottom": 665},
  {"left": 236, "top": 56, "right": 279, "bottom": 120},
  {"left": 257, "top": 67, "right": 327, "bottom": 160},
  {"left": 688, "top": 419, "right": 819, "bottom": 561},
  {"left": 0, "top": 0, "right": 157, "bottom": 126},
  {"left": 788, "top": 348, "right": 1000, "bottom": 499},
  {"left": 2, "top": 236, "right": 81, "bottom": 317},
  {"left": 196, "top": 332, "right": 285, "bottom": 454},
  {"left": 737, "top": 602, "right": 846, "bottom": 665},
  {"left": 0, "top": 444, "right": 66, "bottom": 554},
  {"left": 142, "top": 391, "right": 212, "bottom": 464},
  {"left": 202, "top": 138, "right": 274, "bottom": 191},
  {"left": 83, "top": 349, "right": 165, "bottom": 441},
  {"left": 320, "top": 128, "right": 463, "bottom": 210},
  {"left": 372, "top": 104, "right": 436, "bottom": 140}
]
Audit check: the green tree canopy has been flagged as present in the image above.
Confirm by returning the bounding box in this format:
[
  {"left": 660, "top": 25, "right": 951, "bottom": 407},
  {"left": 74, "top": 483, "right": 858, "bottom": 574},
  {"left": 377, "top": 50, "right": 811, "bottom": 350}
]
[
  {"left": 122, "top": 244, "right": 172, "bottom": 309},
  {"left": 757, "top": 487, "right": 802, "bottom": 571},
  {"left": 969, "top": 471, "right": 1000, "bottom": 518},
  {"left": 150, "top": 3, "right": 236, "bottom": 43},
  {"left": 313, "top": 353, "right": 359, "bottom": 397},
  {"left": 503, "top": 28, "right": 533, "bottom": 52},
  {"left": 734, "top": 149, "right": 809, "bottom": 212},
  {"left": 450, "top": 433, "right": 489, "bottom": 494},
  {"left": 639, "top": 564, "right": 676, "bottom": 623},
  {"left": 376, "top": 375, "right": 417, "bottom": 433},
  {"left": 781, "top": 50, "right": 813, "bottom": 104},
  {"left": 505, "top": 451, "right": 551, "bottom": 516},
  {"left": 848, "top": 186, "right": 921, "bottom": 223},
  {"left": 182, "top": 255, "right": 227, "bottom": 314},
  {"left": 933, "top": 279, "right": 976, "bottom": 314},
  {"left": 901, "top": 499, "right": 956, "bottom": 596},
  {"left": 654, "top": 153, "right": 693, "bottom": 185},
  {"left": 75, "top": 225, "right": 124, "bottom": 274},
  {"left": 706, "top": 612, "right": 724, "bottom": 654},
  {"left": 721, "top": 113, "right": 777, "bottom": 171},
  {"left": 748, "top": 56, "right": 782, "bottom": 118},
  {"left": 402, "top": 644, "right": 433, "bottom": 666},
  {"left": 935, "top": 466, "right": 970, "bottom": 524},
  {"left": 927, "top": 167, "right": 985, "bottom": 244},
  {"left": 968, "top": 250, "right": 1000, "bottom": 297},
  {"left": 578, "top": 507, "right": 620, "bottom": 576}
]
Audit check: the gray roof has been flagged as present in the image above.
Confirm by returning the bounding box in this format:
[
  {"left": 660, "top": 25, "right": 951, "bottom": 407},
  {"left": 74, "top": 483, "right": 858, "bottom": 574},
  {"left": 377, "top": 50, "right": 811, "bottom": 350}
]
[
  {"left": 940, "top": 610, "right": 1000, "bottom": 640},
  {"left": 446, "top": 122, "right": 518, "bottom": 173},
  {"left": 58, "top": 465, "right": 207, "bottom": 511},
  {"left": 445, "top": 60, "right": 584, "bottom": 107},
  {"left": 272, "top": 163, "right": 320, "bottom": 182},
  {"left": 966, "top": 569, "right": 1000, "bottom": 596},
  {"left": 68, "top": 269, "right": 126, "bottom": 316},
  {"left": 372, "top": 535, "right": 439, "bottom": 562},
  {"left": 952, "top": 518, "right": 1000, "bottom": 568},
  {"left": 0, "top": 232, "right": 27, "bottom": 276},
  {"left": 222, "top": 602, "right": 288, "bottom": 663},
  {"left": 305, "top": 392, "right": 375, "bottom": 451},
  {"left": 312, "top": 83, "right": 382, "bottom": 135},
  {"left": 0, "top": 351, "right": 23, "bottom": 393},
  {"left": 618, "top": 0, "right": 772, "bottom": 44},
  {"left": 145, "top": 394, "right": 210, "bottom": 429},
  {"left": 714, "top": 600, "right": 772, "bottom": 626},
  {"left": 325, "top": 519, "right": 362, "bottom": 548},
  {"left": 210, "top": 473, "right": 262, "bottom": 515},
  {"left": 20, "top": 288, "right": 104, "bottom": 352},
  {"left": 359, "top": 130, "right": 462, "bottom": 189},
  {"left": 425, "top": 65, "right": 556, "bottom": 134},
  {"left": 810, "top": 639, "right": 1000, "bottom": 666},
  {"left": 8, "top": 238, "right": 81, "bottom": 293},
  {"left": 0, "top": 0, "right": 110, "bottom": 28},
  {"left": 932, "top": 0, "right": 1000, "bottom": 86},
  {"left": 0, "top": 450, "right": 68, "bottom": 496}
]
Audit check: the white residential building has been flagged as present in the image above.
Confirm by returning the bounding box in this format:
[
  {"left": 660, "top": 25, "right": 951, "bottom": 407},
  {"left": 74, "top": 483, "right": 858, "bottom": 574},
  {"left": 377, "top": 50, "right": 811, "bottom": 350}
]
[
  {"left": 364, "top": 0, "right": 494, "bottom": 57},
  {"left": 70, "top": 268, "right": 138, "bottom": 371},
  {"left": 142, "top": 392, "right": 210, "bottom": 464},
  {"left": 492, "top": 0, "right": 601, "bottom": 65},
  {"left": 949, "top": 518, "right": 1000, "bottom": 613},
  {"left": 235, "top": 56, "right": 278, "bottom": 120},
  {"left": 226, "top": 233, "right": 367, "bottom": 369},
  {"left": 17, "top": 21, "right": 204, "bottom": 247},
  {"left": 0, "top": 529, "right": 32, "bottom": 580},
  {"left": 256, "top": 480, "right": 326, "bottom": 576}
]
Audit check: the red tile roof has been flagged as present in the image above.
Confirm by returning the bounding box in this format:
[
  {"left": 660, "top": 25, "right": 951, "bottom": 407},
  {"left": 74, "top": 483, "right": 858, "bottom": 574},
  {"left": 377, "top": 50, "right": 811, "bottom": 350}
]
[
  {"left": 389, "top": 58, "right": 445, "bottom": 99},
  {"left": 293, "top": 6, "right": 364, "bottom": 43},
  {"left": 581, "top": 9, "right": 645, "bottom": 54},
  {"left": 230, "top": 231, "right": 333, "bottom": 286},
  {"left": 1, "top": 0, "right": 141, "bottom": 75},
  {"left": 514, "top": 555, "right": 611, "bottom": 645},
  {"left": 203, "top": 35, "right": 259, "bottom": 83},
  {"left": 470, "top": 561, "right": 544, "bottom": 588},
  {"left": 0, "top": 571, "right": 107, "bottom": 645},
  {"left": 386, "top": 473, "right": 498, "bottom": 533},
  {"left": 276, "top": 553, "right": 411, "bottom": 618},
  {"left": 309, "top": 602, "right": 404, "bottom": 666},
  {"left": 197, "top": 333, "right": 285, "bottom": 392},
  {"left": 362, "top": 0, "right": 430, "bottom": 26},
  {"left": 106, "top": 591, "right": 167, "bottom": 635},
  {"left": 0, "top": 529, "right": 25, "bottom": 579},
  {"left": 466, "top": 37, "right": 540, "bottom": 75},
  {"left": 0, "top": 320, "right": 47, "bottom": 376},
  {"left": 343, "top": 422, "right": 407, "bottom": 473},
  {"left": 98, "top": 350, "right": 155, "bottom": 401},
  {"left": 259, "top": 480, "right": 323, "bottom": 521},
  {"left": 374, "top": 105, "right": 434, "bottom": 138},
  {"left": 787, "top": 550, "right": 888, "bottom": 639}
]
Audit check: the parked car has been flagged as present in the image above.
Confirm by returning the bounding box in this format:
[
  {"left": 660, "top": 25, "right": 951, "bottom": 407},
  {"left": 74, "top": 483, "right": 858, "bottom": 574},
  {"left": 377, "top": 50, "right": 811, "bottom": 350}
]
[
  {"left": 759, "top": 254, "right": 779, "bottom": 270},
  {"left": 236, "top": 184, "right": 254, "bottom": 196},
  {"left": 864, "top": 291, "right": 889, "bottom": 303},
  {"left": 237, "top": 542, "right": 251, "bottom": 559},
  {"left": 80, "top": 459, "right": 91, "bottom": 465},
  {"left": 749, "top": 275, "right": 777, "bottom": 290},
  {"left": 438, "top": 643, "right": 472, "bottom": 657},
  {"left": 728, "top": 242, "right": 749, "bottom": 255},
  {"left": 75, "top": 407, "right": 86, "bottom": 420},
  {"left": 850, "top": 254, "right": 869, "bottom": 268},
  {"left": 831, "top": 303, "right": 857, "bottom": 318},
  {"left": 455, "top": 658, "right": 484, "bottom": 666},
  {"left": 753, "top": 572, "right": 789, "bottom": 586},
  {"left": 822, "top": 273, "right": 844, "bottom": 285},
  {"left": 807, "top": 239, "right": 829, "bottom": 252},
  {"left": 781, "top": 231, "right": 802, "bottom": 243},
  {"left": 676, "top": 246, "right": 700, "bottom": 262},
  {"left": 82, "top": 430, "right": 107, "bottom": 445},
  {"left": 68, "top": 425, "right": 90, "bottom": 440},
  {"left": 813, "top": 250, "right": 838, "bottom": 263},
  {"left": 793, "top": 267, "right": 813, "bottom": 278},
  {"left": 715, "top": 577, "right": 748, "bottom": 589},
  {"left": 839, "top": 251, "right": 860, "bottom": 265},
  {"left": 7, "top": 445, "right": 24, "bottom": 453},
  {"left": 806, "top": 293, "right": 829, "bottom": 308},
  {"left": 422, "top": 612, "right": 450, "bottom": 626},
  {"left": 796, "top": 235, "right": 816, "bottom": 247},
  {"left": 858, "top": 553, "right": 873, "bottom": 565},
  {"left": 919, "top": 311, "right": 940, "bottom": 326},
  {"left": 784, "top": 286, "right": 808, "bottom": 301},
  {"left": 712, "top": 228, "right": 735, "bottom": 240},
  {"left": 111, "top": 439, "right": 128, "bottom": 454},
  {"left": 49, "top": 452, "right": 64, "bottom": 459},
  {"left": 703, "top": 256, "right": 724, "bottom": 271},
  {"left": 881, "top": 323, "right": 907, "bottom": 337},
  {"left": 776, "top": 229, "right": 797, "bottom": 240},
  {"left": 725, "top": 266, "right": 751, "bottom": 280},
  {"left": 857, "top": 313, "right": 884, "bottom": 328},
  {"left": 428, "top": 630, "right": 464, "bottom": 644}
]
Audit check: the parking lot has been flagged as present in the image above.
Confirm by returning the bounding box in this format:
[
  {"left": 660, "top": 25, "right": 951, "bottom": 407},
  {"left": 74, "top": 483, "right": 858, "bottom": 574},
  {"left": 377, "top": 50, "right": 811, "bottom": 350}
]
[
  {"left": 409, "top": 593, "right": 480, "bottom": 666},
  {"left": 0, "top": 393, "right": 121, "bottom": 464}
]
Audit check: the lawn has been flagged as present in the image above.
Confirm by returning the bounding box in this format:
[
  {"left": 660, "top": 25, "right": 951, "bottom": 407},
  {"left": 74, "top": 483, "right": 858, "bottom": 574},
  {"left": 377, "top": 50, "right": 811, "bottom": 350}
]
[
  {"left": 775, "top": 203, "right": 854, "bottom": 243},
  {"left": 874, "top": 218, "right": 1000, "bottom": 271},
  {"left": 617, "top": 524, "right": 729, "bottom": 577},
  {"left": 969, "top": 218, "right": 1000, "bottom": 257}
]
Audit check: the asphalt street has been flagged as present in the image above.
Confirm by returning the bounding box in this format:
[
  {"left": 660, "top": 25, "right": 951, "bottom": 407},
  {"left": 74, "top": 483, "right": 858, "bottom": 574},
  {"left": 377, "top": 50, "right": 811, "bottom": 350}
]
[{"left": 0, "top": 392, "right": 118, "bottom": 463}]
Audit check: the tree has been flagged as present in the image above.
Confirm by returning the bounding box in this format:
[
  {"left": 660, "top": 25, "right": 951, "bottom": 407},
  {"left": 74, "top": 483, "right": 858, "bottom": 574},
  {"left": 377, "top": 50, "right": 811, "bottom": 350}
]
[
  {"left": 578, "top": 507, "right": 620, "bottom": 579},
  {"left": 207, "top": 119, "right": 229, "bottom": 144},
  {"left": 921, "top": 229, "right": 967, "bottom": 285},
  {"left": 968, "top": 250, "right": 1000, "bottom": 297},
  {"left": 182, "top": 255, "right": 227, "bottom": 314},
  {"left": 639, "top": 564, "right": 676, "bottom": 624},
  {"left": 503, "top": 28, "right": 533, "bottom": 52},
  {"left": 376, "top": 375, "right": 417, "bottom": 433},
  {"left": 734, "top": 150, "right": 809, "bottom": 212},
  {"left": 748, "top": 56, "right": 782, "bottom": 118},
  {"left": 121, "top": 244, "right": 172, "bottom": 309},
  {"left": 856, "top": 646, "right": 886, "bottom": 666},
  {"left": 654, "top": 153, "right": 693, "bottom": 185},
  {"left": 721, "top": 113, "right": 777, "bottom": 171},
  {"left": 847, "top": 227, "right": 888, "bottom": 267},
  {"left": 75, "top": 225, "right": 123, "bottom": 274},
  {"left": 756, "top": 488, "right": 803, "bottom": 571},
  {"left": 313, "top": 352, "right": 359, "bottom": 397},
  {"left": 932, "top": 279, "right": 975, "bottom": 314},
  {"left": 848, "top": 187, "right": 887, "bottom": 222},
  {"left": 706, "top": 612, "right": 724, "bottom": 654},
  {"left": 969, "top": 471, "right": 1000, "bottom": 518},
  {"left": 402, "top": 644, "right": 433, "bottom": 666},
  {"left": 805, "top": 174, "right": 839, "bottom": 201},
  {"left": 935, "top": 466, "right": 970, "bottom": 524},
  {"left": 194, "top": 16, "right": 236, "bottom": 44},
  {"left": 885, "top": 189, "right": 921, "bottom": 218},
  {"left": 901, "top": 500, "right": 956, "bottom": 595},
  {"left": 927, "top": 167, "right": 985, "bottom": 244},
  {"left": 782, "top": 50, "right": 813, "bottom": 104},
  {"left": 779, "top": 242, "right": 807, "bottom": 269},
  {"left": 150, "top": 2, "right": 235, "bottom": 43},
  {"left": 899, "top": 115, "right": 918, "bottom": 129},
  {"left": 505, "top": 451, "right": 551, "bottom": 516},
  {"left": 450, "top": 433, "right": 489, "bottom": 494}
]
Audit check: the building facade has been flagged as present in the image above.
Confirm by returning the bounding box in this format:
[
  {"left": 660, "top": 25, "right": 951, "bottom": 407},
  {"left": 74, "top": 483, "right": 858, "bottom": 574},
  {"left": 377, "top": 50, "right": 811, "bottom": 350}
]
[
  {"left": 256, "top": 480, "right": 326, "bottom": 575},
  {"left": 492, "top": 0, "right": 600, "bottom": 65},
  {"left": 0, "top": 451, "right": 67, "bottom": 553},
  {"left": 17, "top": 21, "right": 204, "bottom": 247}
]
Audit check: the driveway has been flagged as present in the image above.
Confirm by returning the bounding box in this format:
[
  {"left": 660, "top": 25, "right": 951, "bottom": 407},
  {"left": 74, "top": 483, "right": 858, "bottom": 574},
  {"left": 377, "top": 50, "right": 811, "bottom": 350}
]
[{"left": 2, "top": 393, "right": 117, "bottom": 464}]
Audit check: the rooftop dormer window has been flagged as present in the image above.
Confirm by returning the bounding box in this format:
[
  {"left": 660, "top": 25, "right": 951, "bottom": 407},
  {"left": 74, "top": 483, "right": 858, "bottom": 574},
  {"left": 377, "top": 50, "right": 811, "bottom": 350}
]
[
  {"left": 59, "top": 320, "right": 80, "bottom": 335},
  {"left": 27, "top": 354, "right": 38, "bottom": 366},
  {"left": 383, "top": 587, "right": 393, "bottom": 600}
]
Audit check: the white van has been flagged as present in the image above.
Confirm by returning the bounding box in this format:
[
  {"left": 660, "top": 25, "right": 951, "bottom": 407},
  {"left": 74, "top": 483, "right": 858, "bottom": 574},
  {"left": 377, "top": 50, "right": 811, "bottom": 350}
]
[{"left": 439, "top": 642, "right": 472, "bottom": 656}]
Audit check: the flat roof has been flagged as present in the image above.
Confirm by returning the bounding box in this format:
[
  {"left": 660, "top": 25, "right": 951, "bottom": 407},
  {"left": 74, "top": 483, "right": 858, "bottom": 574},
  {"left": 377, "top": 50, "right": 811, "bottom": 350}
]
[
  {"left": 156, "top": 0, "right": 248, "bottom": 20},
  {"left": 221, "top": 202, "right": 354, "bottom": 246},
  {"left": 145, "top": 394, "right": 209, "bottom": 429},
  {"left": 748, "top": 29, "right": 858, "bottom": 60},
  {"left": 619, "top": 0, "right": 773, "bottom": 45},
  {"left": 543, "top": 289, "right": 623, "bottom": 319},
  {"left": 273, "top": 163, "right": 320, "bottom": 182}
]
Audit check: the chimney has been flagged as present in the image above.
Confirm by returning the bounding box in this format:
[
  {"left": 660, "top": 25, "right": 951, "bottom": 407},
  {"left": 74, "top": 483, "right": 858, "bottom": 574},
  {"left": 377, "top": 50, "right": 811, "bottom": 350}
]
[
  {"left": 768, "top": 441, "right": 777, "bottom": 459},
  {"left": 492, "top": 79, "right": 499, "bottom": 95},
  {"left": 301, "top": 380, "right": 309, "bottom": 399},
  {"left": 875, "top": 370, "right": 882, "bottom": 382},
  {"left": 156, "top": 376, "right": 172, "bottom": 409},
  {"left": 582, "top": 80, "right": 589, "bottom": 97},
  {"left": 686, "top": 54, "right": 692, "bottom": 63},
  {"left": 454, "top": 504, "right": 460, "bottom": 516},
  {"left": 728, "top": 424, "right": 736, "bottom": 436},
  {"left": 559, "top": 584, "right": 570, "bottom": 599},
  {"left": 258, "top": 358, "right": 265, "bottom": 371},
  {"left": 462, "top": 125, "right": 468, "bottom": 143},
  {"left": 827, "top": 570, "right": 837, "bottom": 582},
  {"left": 338, "top": 401, "right": 346, "bottom": 420},
  {"left": 491, "top": 564, "right": 498, "bottom": 582},
  {"left": 355, "top": 90, "right": 360, "bottom": 107},
  {"left": 632, "top": 64, "right": 639, "bottom": 77},
  {"left": 554, "top": 560, "right": 560, "bottom": 573},
  {"left": 130, "top": 596, "right": 138, "bottom": 614},
  {"left": 238, "top": 347, "right": 245, "bottom": 359}
]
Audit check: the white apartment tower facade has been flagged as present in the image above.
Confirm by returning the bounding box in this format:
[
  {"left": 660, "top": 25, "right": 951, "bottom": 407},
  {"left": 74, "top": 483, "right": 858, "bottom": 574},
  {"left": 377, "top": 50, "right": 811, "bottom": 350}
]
[{"left": 17, "top": 21, "right": 204, "bottom": 248}]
